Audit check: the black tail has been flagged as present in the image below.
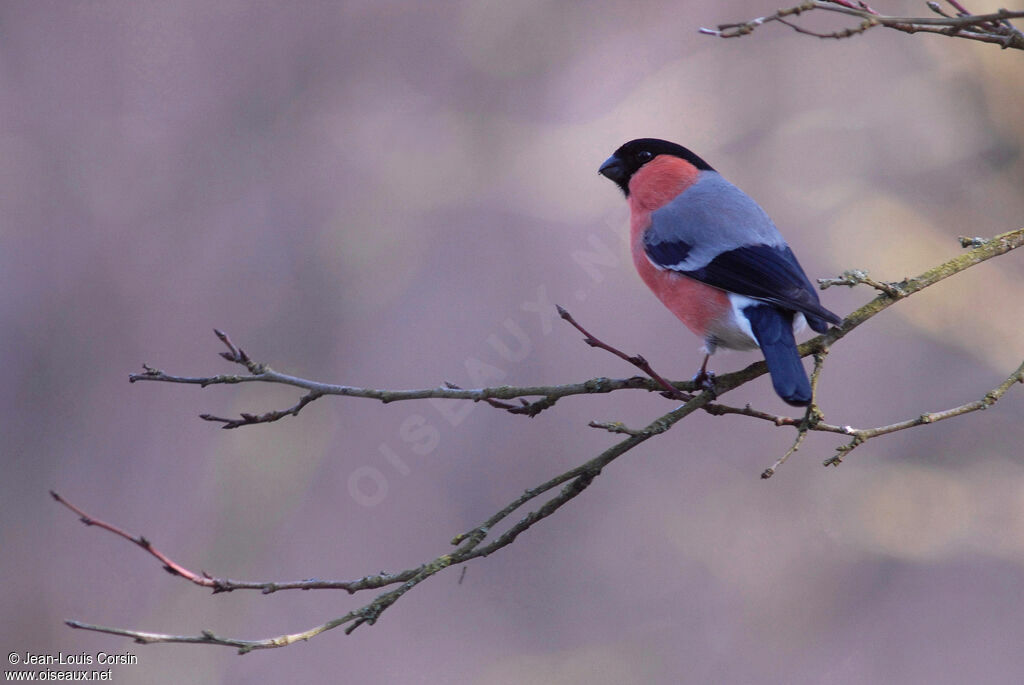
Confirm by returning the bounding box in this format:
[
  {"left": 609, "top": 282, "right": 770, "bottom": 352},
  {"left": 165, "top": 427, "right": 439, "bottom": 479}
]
[{"left": 743, "top": 304, "right": 812, "bottom": 406}]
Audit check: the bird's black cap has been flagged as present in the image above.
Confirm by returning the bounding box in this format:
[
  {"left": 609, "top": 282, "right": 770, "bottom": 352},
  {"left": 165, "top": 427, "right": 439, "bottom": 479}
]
[{"left": 599, "top": 138, "right": 714, "bottom": 196}]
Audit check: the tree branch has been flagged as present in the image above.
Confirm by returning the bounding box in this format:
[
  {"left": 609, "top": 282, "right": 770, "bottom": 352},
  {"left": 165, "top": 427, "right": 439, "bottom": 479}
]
[
  {"left": 701, "top": 1, "right": 1024, "bottom": 50},
  {"left": 59, "top": 228, "right": 1024, "bottom": 651},
  {"left": 823, "top": 358, "right": 1024, "bottom": 466},
  {"left": 61, "top": 393, "right": 713, "bottom": 652},
  {"left": 128, "top": 229, "right": 1024, "bottom": 433}
]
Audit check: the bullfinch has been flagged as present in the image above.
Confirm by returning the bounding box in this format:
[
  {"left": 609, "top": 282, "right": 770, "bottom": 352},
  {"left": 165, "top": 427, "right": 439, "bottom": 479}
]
[{"left": 598, "top": 138, "right": 841, "bottom": 406}]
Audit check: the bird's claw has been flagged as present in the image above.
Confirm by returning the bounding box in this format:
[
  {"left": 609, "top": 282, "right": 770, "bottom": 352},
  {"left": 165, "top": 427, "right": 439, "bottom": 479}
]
[{"left": 692, "top": 369, "right": 717, "bottom": 394}]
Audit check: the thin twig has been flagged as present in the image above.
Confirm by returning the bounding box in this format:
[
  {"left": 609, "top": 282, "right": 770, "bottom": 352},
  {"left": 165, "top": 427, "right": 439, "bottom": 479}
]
[
  {"left": 50, "top": 491, "right": 417, "bottom": 594},
  {"left": 588, "top": 420, "right": 649, "bottom": 436},
  {"left": 823, "top": 358, "right": 1024, "bottom": 466},
  {"left": 200, "top": 391, "right": 324, "bottom": 429},
  {"left": 818, "top": 269, "right": 902, "bottom": 297},
  {"left": 702, "top": 1, "right": 1024, "bottom": 50},
  {"left": 761, "top": 349, "right": 830, "bottom": 478},
  {"left": 50, "top": 491, "right": 200, "bottom": 583},
  {"left": 556, "top": 304, "right": 693, "bottom": 401}
]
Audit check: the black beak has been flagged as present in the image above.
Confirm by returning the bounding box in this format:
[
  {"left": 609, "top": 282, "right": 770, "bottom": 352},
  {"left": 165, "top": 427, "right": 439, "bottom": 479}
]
[
  {"left": 598, "top": 155, "right": 625, "bottom": 182},
  {"left": 598, "top": 154, "right": 629, "bottom": 194}
]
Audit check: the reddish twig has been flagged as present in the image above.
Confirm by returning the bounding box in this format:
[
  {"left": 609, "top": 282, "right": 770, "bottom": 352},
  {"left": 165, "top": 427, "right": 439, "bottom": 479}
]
[
  {"left": 556, "top": 305, "right": 693, "bottom": 401},
  {"left": 51, "top": 491, "right": 207, "bottom": 585},
  {"left": 51, "top": 490, "right": 423, "bottom": 595}
]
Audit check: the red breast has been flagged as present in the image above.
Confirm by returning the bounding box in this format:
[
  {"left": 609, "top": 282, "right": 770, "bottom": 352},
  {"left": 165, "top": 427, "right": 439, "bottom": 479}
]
[{"left": 627, "top": 156, "right": 730, "bottom": 339}]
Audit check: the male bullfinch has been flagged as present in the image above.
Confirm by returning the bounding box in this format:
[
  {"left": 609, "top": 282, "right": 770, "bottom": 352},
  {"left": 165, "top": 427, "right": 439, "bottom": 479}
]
[{"left": 598, "top": 138, "right": 841, "bottom": 406}]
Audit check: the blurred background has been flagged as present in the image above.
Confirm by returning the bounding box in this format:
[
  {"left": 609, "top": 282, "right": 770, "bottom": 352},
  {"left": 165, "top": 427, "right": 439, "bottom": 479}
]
[{"left": 2, "top": 1, "right": 1023, "bottom": 683}]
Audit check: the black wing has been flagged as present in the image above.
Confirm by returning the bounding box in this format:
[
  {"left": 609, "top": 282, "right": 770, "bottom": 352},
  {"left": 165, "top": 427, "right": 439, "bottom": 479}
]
[{"left": 655, "top": 242, "right": 841, "bottom": 333}]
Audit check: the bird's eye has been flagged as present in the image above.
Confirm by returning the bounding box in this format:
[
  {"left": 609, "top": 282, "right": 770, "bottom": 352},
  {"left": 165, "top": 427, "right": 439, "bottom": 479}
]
[{"left": 637, "top": 150, "right": 653, "bottom": 162}]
